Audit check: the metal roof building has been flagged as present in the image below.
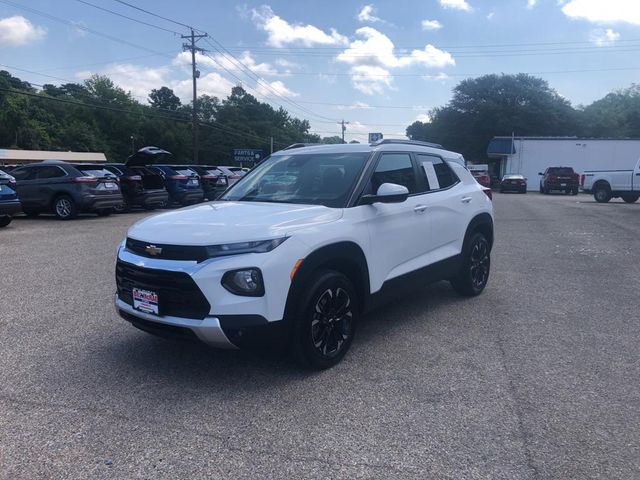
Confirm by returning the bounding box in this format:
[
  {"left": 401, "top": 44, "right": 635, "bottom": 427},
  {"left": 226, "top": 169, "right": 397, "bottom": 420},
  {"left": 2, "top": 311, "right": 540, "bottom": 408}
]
[
  {"left": 487, "top": 137, "right": 640, "bottom": 191},
  {"left": 0, "top": 149, "right": 107, "bottom": 165}
]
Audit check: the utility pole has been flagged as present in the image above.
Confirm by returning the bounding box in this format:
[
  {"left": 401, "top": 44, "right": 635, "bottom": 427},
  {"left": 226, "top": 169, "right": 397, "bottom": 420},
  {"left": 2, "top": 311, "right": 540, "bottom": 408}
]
[
  {"left": 338, "top": 119, "right": 350, "bottom": 143},
  {"left": 182, "top": 29, "right": 208, "bottom": 164},
  {"left": 270, "top": 137, "right": 274, "bottom": 154}
]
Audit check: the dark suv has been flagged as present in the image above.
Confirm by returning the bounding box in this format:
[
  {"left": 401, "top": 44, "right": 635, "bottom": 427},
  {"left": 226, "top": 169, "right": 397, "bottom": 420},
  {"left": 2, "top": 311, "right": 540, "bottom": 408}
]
[
  {"left": 0, "top": 168, "right": 21, "bottom": 227},
  {"left": 103, "top": 163, "right": 168, "bottom": 212},
  {"left": 147, "top": 165, "right": 204, "bottom": 206},
  {"left": 10, "top": 161, "right": 123, "bottom": 219},
  {"left": 539, "top": 167, "right": 579, "bottom": 195},
  {"left": 186, "top": 165, "right": 227, "bottom": 200}
]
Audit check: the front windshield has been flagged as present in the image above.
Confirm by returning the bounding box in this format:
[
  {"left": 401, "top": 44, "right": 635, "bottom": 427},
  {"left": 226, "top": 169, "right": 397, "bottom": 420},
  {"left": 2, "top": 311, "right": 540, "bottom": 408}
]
[{"left": 220, "top": 152, "right": 370, "bottom": 208}]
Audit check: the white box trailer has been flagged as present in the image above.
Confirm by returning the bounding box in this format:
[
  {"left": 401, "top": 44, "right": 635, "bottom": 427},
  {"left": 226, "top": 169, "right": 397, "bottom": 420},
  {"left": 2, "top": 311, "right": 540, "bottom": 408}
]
[{"left": 487, "top": 137, "right": 640, "bottom": 191}]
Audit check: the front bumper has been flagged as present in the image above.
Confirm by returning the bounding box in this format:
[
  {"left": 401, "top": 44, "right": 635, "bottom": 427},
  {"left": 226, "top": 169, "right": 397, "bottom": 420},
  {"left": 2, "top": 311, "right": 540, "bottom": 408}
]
[
  {"left": 0, "top": 200, "right": 22, "bottom": 216},
  {"left": 115, "top": 295, "right": 237, "bottom": 348}
]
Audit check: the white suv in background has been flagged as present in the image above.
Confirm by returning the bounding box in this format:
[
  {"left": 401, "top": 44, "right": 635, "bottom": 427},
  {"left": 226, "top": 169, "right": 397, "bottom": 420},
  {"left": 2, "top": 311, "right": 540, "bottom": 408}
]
[{"left": 115, "top": 140, "right": 494, "bottom": 369}]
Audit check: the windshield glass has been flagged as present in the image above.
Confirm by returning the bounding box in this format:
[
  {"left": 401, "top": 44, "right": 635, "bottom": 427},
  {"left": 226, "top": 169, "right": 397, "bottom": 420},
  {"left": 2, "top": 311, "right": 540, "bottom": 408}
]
[
  {"left": 548, "top": 167, "right": 574, "bottom": 175},
  {"left": 220, "top": 152, "right": 370, "bottom": 207}
]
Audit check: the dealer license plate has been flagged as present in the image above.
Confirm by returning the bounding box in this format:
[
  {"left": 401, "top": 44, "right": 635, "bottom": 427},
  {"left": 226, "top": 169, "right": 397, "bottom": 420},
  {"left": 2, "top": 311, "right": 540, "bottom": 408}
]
[
  {"left": 105, "top": 182, "right": 117, "bottom": 189},
  {"left": 560, "top": 183, "right": 567, "bottom": 187},
  {"left": 133, "top": 287, "right": 159, "bottom": 315}
]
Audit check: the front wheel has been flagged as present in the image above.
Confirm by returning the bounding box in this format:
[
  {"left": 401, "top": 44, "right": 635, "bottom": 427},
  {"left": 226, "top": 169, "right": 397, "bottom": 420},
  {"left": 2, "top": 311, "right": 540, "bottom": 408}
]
[
  {"left": 291, "top": 270, "right": 358, "bottom": 370},
  {"left": 53, "top": 195, "right": 77, "bottom": 220},
  {"left": 0, "top": 215, "right": 12, "bottom": 227},
  {"left": 621, "top": 194, "right": 639, "bottom": 204},
  {"left": 571, "top": 187, "right": 579, "bottom": 195},
  {"left": 450, "top": 232, "right": 491, "bottom": 297},
  {"left": 113, "top": 198, "right": 131, "bottom": 213}
]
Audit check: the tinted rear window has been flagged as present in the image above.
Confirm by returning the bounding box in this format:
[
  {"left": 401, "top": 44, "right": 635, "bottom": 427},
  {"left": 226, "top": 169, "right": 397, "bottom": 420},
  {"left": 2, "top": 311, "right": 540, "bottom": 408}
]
[
  {"left": 77, "top": 168, "right": 116, "bottom": 177},
  {"left": 174, "top": 168, "right": 196, "bottom": 176},
  {"left": 548, "top": 167, "right": 574, "bottom": 175}
]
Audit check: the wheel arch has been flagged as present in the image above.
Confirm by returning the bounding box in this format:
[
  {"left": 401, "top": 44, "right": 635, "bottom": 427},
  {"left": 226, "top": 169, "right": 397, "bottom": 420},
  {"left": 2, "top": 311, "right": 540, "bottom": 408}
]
[
  {"left": 464, "top": 213, "right": 494, "bottom": 251},
  {"left": 283, "top": 241, "right": 370, "bottom": 319}
]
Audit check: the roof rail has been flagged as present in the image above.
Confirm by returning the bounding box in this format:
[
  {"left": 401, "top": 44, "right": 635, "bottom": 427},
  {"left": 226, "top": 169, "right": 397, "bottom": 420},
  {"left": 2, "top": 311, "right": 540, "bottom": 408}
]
[
  {"left": 373, "top": 139, "right": 443, "bottom": 149},
  {"left": 282, "top": 143, "right": 325, "bottom": 150}
]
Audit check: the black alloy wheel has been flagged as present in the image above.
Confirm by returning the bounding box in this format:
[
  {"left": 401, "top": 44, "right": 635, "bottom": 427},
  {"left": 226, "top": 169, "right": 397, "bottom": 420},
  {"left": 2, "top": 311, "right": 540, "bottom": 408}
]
[{"left": 451, "top": 232, "right": 491, "bottom": 296}]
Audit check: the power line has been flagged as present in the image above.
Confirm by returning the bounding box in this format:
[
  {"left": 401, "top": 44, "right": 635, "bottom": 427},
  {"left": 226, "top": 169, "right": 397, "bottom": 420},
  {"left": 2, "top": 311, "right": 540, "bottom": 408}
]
[
  {"left": 74, "top": 0, "right": 182, "bottom": 35},
  {"left": 111, "top": 0, "right": 195, "bottom": 30}
]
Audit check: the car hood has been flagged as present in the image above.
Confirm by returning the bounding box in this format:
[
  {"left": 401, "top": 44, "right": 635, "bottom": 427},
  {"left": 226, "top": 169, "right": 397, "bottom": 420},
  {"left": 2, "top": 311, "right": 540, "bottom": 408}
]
[{"left": 127, "top": 201, "right": 343, "bottom": 245}]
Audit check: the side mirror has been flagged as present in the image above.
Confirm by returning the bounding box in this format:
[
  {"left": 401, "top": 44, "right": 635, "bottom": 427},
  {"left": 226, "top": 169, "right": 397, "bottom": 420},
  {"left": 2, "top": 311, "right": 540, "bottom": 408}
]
[
  {"left": 360, "top": 183, "right": 410, "bottom": 205},
  {"left": 538, "top": 172, "right": 543, "bottom": 175}
]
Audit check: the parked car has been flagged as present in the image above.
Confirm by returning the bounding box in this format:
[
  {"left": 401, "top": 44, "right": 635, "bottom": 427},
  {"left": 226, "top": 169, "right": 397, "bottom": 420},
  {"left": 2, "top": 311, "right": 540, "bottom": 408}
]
[
  {"left": 217, "top": 166, "right": 244, "bottom": 186},
  {"left": 468, "top": 164, "right": 491, "bottom": 188},
  {"left": 500, "top": 174, "right": 527, "bottom": 193},
  {"left": 186, "top": 165, "right": 227, "bottom": 200},
  {"left": 0, "top": 168, "right": 21, "bottom": 227},
  {"left": 539, "top": 167, "right": 579, "bottom": 195},
  {"left": 103, "top": 163, "right": 168, "bottom": 212},
  {"left": 114, "top": 140, "right": 494, "bottom": 369},
  {"left": 10, "top": 161, "right": 123, "bottom": 220},
  {"left": 126, "top": 146, "right": 204, "bottom": 207},
  {"left": 582, "top": 156, "right": 640, "bottom": 203}
]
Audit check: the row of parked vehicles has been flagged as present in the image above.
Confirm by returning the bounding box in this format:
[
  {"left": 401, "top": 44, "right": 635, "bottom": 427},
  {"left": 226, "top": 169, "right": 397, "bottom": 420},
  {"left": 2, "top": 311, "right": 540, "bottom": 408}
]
[{"left": 0, "top": 147, "right": 248, "bottom": 226}]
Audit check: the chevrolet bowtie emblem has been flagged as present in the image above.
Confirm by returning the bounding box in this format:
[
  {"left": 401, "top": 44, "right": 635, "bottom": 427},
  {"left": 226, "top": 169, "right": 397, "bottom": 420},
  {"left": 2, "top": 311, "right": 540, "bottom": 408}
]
[{"left": 145, "top": 245, "right": 162, "bottom": 256}]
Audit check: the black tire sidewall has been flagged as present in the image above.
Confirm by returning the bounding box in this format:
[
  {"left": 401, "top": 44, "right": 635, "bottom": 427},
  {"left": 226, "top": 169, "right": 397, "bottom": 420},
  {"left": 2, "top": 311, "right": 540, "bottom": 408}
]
[
  {"left": 0, "top": 215, "right": 11, "bottom": 227},
  {"left": 292, "top": 270, "right": 358, "bottom": 369},
  {"left": 451, "top": 232, "right": 491, "bottom": 296}
]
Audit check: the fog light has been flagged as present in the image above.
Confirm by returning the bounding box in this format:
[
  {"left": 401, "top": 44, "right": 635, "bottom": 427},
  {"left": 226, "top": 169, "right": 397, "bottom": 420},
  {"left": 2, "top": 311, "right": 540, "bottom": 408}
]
[{"left": 222, "top": 268, "right": 264, "bottom": 297}]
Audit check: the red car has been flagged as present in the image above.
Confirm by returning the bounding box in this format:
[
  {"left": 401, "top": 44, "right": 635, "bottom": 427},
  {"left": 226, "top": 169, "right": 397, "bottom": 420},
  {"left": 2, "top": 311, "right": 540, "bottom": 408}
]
[
  {"left": 468, "top": 165, "right": 491, "bottom": 188},
  {"left": 500, "top": 174, "right": 527, "bottom": 193}
]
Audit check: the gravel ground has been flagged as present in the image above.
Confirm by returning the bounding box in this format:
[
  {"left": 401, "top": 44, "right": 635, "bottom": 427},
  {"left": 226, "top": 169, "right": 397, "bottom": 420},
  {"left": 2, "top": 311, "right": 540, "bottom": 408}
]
[{"left": 0, "top": 193, "right": 638, "bottom": 479}]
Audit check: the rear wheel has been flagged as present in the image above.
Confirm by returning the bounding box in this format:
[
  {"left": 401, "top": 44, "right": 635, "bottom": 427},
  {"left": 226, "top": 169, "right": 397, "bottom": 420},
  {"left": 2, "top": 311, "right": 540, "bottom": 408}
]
[
  {"left": 291, "top": 270, "right": 358, "bottom": 370},
  {"left": 539, "top": 185, "right": 544, "bottom": 194},
  {"left": 450, "top": 232, "right": 491, "bottom": 297},
  {"left": 0, "top": 215, "right": 12, "bottom": 227},
  {"left": 96, "top": 208, "right": 112, "bottom": 216},
  {"left": 621, "top": 194, "right": 639, "bottom": 204},
  {"left": 53, "top": 195, "right": 77, "bottom": 220},
  {"left": 114, "top": 198, "right": 131, "bottom": 213},
  {"left": 593, "top": 184, "right": 612, "bottom": 203}
]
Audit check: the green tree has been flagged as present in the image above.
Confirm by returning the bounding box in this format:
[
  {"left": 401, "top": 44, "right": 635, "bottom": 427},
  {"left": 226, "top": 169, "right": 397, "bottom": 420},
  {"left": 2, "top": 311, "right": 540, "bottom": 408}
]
[{"left": 149, "top": 86, "right": 182, "bottom": 111}]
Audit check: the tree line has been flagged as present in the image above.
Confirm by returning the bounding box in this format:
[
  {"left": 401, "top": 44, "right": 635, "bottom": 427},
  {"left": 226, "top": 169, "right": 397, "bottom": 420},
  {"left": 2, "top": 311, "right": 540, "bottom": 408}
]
[
  {"left": 406, "top": 73, "right": 640, "bottom": 162},
  {"left": 2, "top": 70, "right": 639, "bottom": 164}
]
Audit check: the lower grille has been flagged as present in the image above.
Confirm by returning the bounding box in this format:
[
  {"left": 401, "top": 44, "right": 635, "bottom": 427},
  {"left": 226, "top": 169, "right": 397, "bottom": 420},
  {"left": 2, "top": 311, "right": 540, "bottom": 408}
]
[{"left": 116, "top": 260, "right": 211, "bottom": 319}]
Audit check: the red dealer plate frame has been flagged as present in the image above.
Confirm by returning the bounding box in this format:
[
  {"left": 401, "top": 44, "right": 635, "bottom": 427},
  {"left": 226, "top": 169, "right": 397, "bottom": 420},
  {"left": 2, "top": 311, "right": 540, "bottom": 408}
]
[{"left": 132, "top": 287, "right": 159, "bottom": 315}]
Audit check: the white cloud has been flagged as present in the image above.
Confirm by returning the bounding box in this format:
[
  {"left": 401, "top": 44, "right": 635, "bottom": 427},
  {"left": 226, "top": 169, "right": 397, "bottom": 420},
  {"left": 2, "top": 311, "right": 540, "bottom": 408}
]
[
  {"left": 349, "top": 65, "right": 393, "bottom": 95},
  {"left": 357, "top": 4, "right": 383, "bottom": 23},
  {"left": 487, "top": 11, "right": 495, "bottom": 20},
  {"left": 173, "top": 72, "right": 235, "bottom": 101},
  {"left": 527, "top": 0, "right": 538, "bottom": 9},
  {"left": 336, "top": 27, "right": 454, "bottom": 95},
  {"left": 562, "top": 0, "right": 640, "bottom": 25},
  {"left": 255, "top": 79, "right": 299, "bottom": 97},
  {"left": 251, "top": 5, "right": 348, "bottom": 47},
  {"left": 275, "top": 58, "right": 299, "bottom": 69},
  {"left": 439, "top": 0, "right": 472, "bottom": 12},
  {"left": 423, "top": 72, "right": 450, "bottom": 81},
  {"left": 421, "top": 19, "right": 443, "bottom": 30},
  {"left": 334, "top": 101, "right": 371, "bottom": 110},
  {"left": 337, "top": 27, "right": 455, "bottom": 69},
  {"left": 415, "top": 113, "right": 431, "bottom": 123},
  {"left": 0, "top": 16, "right": 46, "bottom": 46},
  {"left": 589, "top": 28, "right": 620, "bottom": 46}
]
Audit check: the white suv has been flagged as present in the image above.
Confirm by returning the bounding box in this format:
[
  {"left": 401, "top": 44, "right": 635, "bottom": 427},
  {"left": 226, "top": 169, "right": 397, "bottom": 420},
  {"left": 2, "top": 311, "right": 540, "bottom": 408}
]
[{"left": 115, "top": 140, "right": 494, "bottom": 369}]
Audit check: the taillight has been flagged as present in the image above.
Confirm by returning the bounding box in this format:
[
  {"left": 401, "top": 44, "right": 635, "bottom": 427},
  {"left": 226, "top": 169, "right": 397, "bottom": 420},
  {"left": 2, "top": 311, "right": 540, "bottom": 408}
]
[
  {"left": 72, "top": 176, "right": 98, "bottom": 183},
  {"left": 482, "top": 188, "right": 492, "bottom": 200},
  {"left": 230, "top": 175, "right": 241, "bottom": 180},
  {"left": 125, "top": 175, "right": 142, "bottom": 181},
  {"left": 168, "top": 175, "right": 188, "bottom": 180},
  {"left": 202, "top": 175, "right": 217, "bottom": 179}
]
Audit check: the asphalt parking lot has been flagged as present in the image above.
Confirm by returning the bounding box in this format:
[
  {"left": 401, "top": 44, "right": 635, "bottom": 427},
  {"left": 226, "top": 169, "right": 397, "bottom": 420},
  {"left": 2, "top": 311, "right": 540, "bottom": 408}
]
[{"left": 1, "top": 193, "right": 638, "bottom": 479}]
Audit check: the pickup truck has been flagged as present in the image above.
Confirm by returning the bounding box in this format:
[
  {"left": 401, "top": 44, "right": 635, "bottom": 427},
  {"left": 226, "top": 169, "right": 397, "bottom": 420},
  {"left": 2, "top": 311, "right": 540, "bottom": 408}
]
[
  {"left": 539, "top": 167, "right": 579, "bottom": 195},
  {"left": 582, "top": 157, "right": 640, "bottom": 203}
]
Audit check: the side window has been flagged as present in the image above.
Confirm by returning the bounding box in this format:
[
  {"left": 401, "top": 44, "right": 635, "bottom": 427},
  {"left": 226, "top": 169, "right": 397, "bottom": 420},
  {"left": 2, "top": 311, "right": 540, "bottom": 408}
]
[
  {"left": 370, "top": 153, "right": 417, "bottom": 194},
  {"left": 11, "top": 167, "right": 35, "bottom": 181},
  {"left": 36, "top": 166, "right": 66, "bottom": 179},
  {"left": 417, "top": 154, "right": 459, "bottom": 190}
]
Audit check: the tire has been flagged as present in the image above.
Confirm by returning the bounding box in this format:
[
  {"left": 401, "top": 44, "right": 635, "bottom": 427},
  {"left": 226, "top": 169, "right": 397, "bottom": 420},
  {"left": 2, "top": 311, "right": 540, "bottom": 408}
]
[
  {"left": 291, "top": 270, "right": 358, "bottom": 370},
  {"left": 96, "top": 208, "right": 112, "bottom": 217},
  {"left": 450, "top": 232, "right": 491, "bottom": 297},
  {"left": 114, "top": 198, "right": 131, "bottom": 213},
  {"left": 53, "top": 195, "right": 77, "bottom": 220},
  {"left": 621, "top": 194, "right": 639, "bottom": 204},
  {"left": 0, "top": 215, "right": 11, "bottom": 227},
  {"left": 593, "top": 184, "right": 612, "bottom": 203},
  {"left": 543, "top": 186, "right": 550, "bottom": 195},
  {"left": 24, "top": 210, "right": 39, "bottom": 217},
  {"left": 539, "top": 185, "right": 544, "bottom": 194}
]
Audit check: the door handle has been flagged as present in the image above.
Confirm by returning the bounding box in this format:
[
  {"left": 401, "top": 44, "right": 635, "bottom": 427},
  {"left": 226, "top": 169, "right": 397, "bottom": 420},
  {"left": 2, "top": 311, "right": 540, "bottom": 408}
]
[
  {"left": 413, "top": 205, "right": 428, "bottom": 213},
  {"left": 461, "top": 196, "right": 472, "bottom": 204}
]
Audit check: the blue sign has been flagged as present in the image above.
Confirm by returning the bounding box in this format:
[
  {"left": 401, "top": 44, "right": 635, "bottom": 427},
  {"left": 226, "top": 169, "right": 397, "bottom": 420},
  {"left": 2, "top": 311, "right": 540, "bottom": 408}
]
[
  {"left": 233, "top": 149, "right": 263, "bottom": 164},
  {"left": 368, "top": 133, "right": 383, "bottom": 143}
]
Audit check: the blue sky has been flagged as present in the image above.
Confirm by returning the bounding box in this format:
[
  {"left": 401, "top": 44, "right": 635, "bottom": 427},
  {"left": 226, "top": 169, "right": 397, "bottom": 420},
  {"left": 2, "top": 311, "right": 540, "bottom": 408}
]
[{"left": 1, "top": 0, "right": 640, "bottom": 141}]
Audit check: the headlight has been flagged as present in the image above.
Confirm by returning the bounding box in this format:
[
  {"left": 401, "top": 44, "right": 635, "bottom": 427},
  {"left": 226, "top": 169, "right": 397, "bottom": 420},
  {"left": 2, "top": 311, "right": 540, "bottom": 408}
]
[
  {"left": 222, "top": 268, "right": 264, "bottom": 297},
  {"left": 205, "top": 237, "right": 287, "bottom": 258}
]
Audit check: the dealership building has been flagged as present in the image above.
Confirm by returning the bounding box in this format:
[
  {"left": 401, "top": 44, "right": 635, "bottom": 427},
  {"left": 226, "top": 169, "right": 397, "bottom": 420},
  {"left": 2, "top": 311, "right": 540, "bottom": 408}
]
[
  {"left": 487, "top": 137, "right": 640, "bottom": 191},
  {"left": 0, "top": 149, "right": 106, "bottom": 166}
]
